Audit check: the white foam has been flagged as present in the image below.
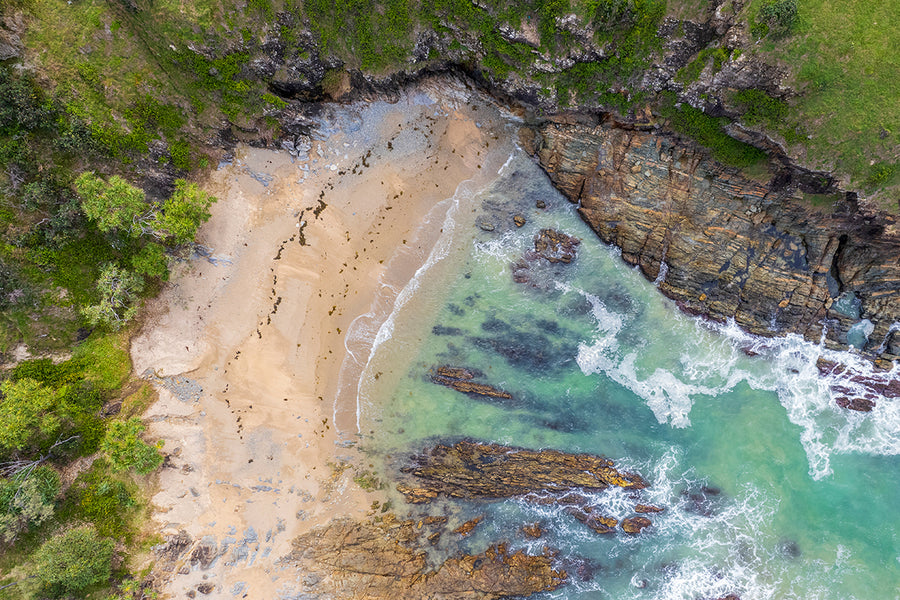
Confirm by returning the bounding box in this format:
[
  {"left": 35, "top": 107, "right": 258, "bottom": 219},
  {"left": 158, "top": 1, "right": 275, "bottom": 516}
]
[{"left": 567, "top": 260, "right": 899, "bottom": 477}]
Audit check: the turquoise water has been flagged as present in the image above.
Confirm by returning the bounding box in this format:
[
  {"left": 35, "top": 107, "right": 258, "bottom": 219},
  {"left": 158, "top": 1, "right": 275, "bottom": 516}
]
[{"left": 353, "top": 151, "right": 900, "bottom": 599}]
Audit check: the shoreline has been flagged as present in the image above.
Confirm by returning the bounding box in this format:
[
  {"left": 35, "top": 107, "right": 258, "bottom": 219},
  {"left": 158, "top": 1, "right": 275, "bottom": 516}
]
[{"left": 131, "top": 80, "right": 518, "bottom": 597}]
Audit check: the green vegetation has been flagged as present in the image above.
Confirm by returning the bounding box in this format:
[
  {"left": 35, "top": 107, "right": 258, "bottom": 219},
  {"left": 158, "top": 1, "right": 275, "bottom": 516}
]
[
  {"left": 747, "top": 0, "right": 898, "bottom": 196},
  {"left": 29, "top": 525, "right": 115, "bottom": 598},
  {"left": 676, "top": 47, "right": 731, "bottom": 84},
  {"left": 102, "top": 418, "right": 163, "bottom": 475},
  {"left": 659, "top": 93, "right": 767, "bottom": 168},
  {"left": 81, "top": 264, "right": 145, "bottom": 329},
  {"left": 0, "top": 467, "right": 59, "bottom": 544}
]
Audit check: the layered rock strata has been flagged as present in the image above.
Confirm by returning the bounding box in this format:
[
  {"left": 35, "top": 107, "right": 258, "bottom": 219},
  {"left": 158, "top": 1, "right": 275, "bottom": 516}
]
[
  {"left": 397, "top": 440, "right": 646, "bottom": 503},
  {"left": 523, "top": 119, "right": 900, "bottom": 363},
  {"left": 285, "top": 515, "right": 567, "bottom": 599}
]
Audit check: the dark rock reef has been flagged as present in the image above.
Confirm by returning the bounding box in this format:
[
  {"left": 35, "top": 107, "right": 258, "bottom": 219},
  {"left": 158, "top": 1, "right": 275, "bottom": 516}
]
[
  {"left": 397, "top": 440, "right": 647, "bottom": 504},
  {"left": 432, "top": 366, "right": 513, "bottom": 400},
  {"left": 285, "top": 515, "right": 566, "bottom": 599},
  {"left": 522, "top": 119, "right": 900, "bottom": 364}
]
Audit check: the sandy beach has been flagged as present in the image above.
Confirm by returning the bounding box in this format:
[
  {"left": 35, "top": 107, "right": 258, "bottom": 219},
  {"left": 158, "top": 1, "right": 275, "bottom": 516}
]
[{"left": 130, "top": 79, "right": 518, "bottom": 598}]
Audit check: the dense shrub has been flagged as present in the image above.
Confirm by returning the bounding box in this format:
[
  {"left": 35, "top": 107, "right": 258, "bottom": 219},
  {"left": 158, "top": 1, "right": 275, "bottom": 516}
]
[
  {"left": 31, "top": 525, "right": 115, "bottom": 598},
  {"left": 101, "top": 417, "right": 162, "bottom": 475},
  {"left": 0, "top": 466, "right": 60, "bottom": 543}
]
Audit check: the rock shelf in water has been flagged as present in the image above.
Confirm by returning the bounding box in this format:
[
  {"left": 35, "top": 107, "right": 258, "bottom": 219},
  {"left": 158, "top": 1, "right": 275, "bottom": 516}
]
[
  {"left": 431, "top": 366, "right": 514, "bottom": 399},
  {"left": 285, "top": 515, "right": 567, "bottom": 599},
  {"left": 396, "top": 440, "right": 647, "bottom": 503}
]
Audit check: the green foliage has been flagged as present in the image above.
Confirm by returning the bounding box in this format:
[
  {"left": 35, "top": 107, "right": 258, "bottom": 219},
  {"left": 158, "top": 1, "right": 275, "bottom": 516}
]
[
  {"left": 101, "top": 418, "right": 162, "bottom": 475},
  {"left": 30, "top": 525, "right": 114, "bottom": 598},
  {"left": 732, "top": 88, "right": 789, "bottom": 125},
  {"left": 153, "top": 179, "right": 216, "bottom": 245},
  {"left": 659, "top": 94, "right": 767, "bottom": 168},
  {"left": 131, "top": 242, "right": 169, "bottom": 280},
  {"left": 0, "top": 467, "right": 60, "bottom": 544},
  {"left": 168, "top": 139, "right": 193, "bottom": 170},
  {"left": 864, "top": 162, "right": 897, "bottom": 191},
  {"left": 81, "top": 263, "right": 145, "bottom": 329},
  {"left": 755, "top": 0, "right": 798, "bottom": 38},
  {"left": 75, "top": 173, "right": 148, "bottom": 237},
  {"left": 0, "top": 379, "right": 66, "bottom": 455},
  {"left": 11, "top": 358, "right": 84, "bottom": 388},
  {"left": 262, "top": 92, "right": 288, "bottom": 109},
  {"left": 304, "top": 0, "right": 414, "bottom": 70},
  {"left": 72, "top": 332, "right": 131, "bottom": 391},
  {"left": 72, "top": 469, "right": 138, "bottom": 537},
  {"left": 536, "top": 0, "right": 570, "bottom": 50},
  {"left": 676, "top": 47, "right": 731, "bottom": 84}
]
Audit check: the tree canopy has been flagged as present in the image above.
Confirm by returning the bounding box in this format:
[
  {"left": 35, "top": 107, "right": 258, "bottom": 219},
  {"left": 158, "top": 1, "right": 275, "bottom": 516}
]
[{"left": 75, "top": 172, "right": 147, "bottom": 236}]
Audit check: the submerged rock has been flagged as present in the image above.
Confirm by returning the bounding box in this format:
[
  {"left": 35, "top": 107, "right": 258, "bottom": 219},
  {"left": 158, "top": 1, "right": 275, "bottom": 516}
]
[
  {"left": 566, "top": 507, "right": 618, "bottom": 534},
  {"left": 532, "top": 228, "right": 580, "bottom": 264},
  {"left": 286, "top": 516, "right": 567, "bottom": 599},
  {"left": 816, "top": 357, "right": 899, "bottom": 411},
  {"left": 397, "top": 440, "right": 646, "bottom": 503},
  {"left": 431, "top": 366, "right": 513, "bottom": 400},
  {"left": 454, "top": 515, "right": 484, "bottom": 536},
  {"left": 635, "top": 504, "right": 664, "bottom": 513}
]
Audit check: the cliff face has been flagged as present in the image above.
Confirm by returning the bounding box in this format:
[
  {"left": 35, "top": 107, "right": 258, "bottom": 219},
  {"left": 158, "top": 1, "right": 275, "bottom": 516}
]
[{"left": 522, "top": 119, "right": 900, "bottom": 361}]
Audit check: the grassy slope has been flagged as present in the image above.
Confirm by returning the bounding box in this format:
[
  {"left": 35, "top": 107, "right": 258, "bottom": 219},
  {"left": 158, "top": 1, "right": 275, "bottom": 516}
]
[{"left": 751, "top": 0, "right": 900, "bottom": 203}]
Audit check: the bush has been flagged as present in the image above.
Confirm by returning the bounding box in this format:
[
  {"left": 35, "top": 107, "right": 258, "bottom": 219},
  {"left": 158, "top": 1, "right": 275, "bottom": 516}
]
[
  {"left": 75, "top": 172, "right": 148, "bottom": 237},
  {"left": 31, "top": 525, "right": 114, "bottom": 598},
  {"left": 0, "top": 378, "right": 68, "bottom": 455},
  {"left": 75, "top": 470, "right": 137, "bottom": 537},
  {"left": 131, "top": 242, "right": 169, "bottom": 280},
  {"left": 756, "top": 0, "right": 798, "bottom": 37},
  {"left": 81, "top": 263, "right": 144, "bottom": 329},
  {"left": 0, "top": 466, "right": 60, "bottom": 543},
  {"left": 152, "top": 179, "right": 216, "bottom": 245},
  {"left": 101, "top": 418, "right": 162, "bottom": 475}
]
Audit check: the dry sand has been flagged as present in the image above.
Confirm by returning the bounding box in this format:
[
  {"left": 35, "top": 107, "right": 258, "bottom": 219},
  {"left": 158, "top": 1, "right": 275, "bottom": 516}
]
[{"left": 131, "top": 78, "right": 519, "bottom": 598}]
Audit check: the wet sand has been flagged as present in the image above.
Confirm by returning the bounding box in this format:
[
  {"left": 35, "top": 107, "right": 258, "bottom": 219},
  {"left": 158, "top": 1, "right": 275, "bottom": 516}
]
[{"left": 130, "top": 79, "right": 517, "bottom": 598}]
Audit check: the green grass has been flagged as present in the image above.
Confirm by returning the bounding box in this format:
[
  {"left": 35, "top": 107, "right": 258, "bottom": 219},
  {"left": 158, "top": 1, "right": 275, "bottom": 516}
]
[
  {"left": 659, "top": 93, "right": 768, "bottom": 168},
  {"left": 749, "top": 0, "right": 899, "bottom": 195}
]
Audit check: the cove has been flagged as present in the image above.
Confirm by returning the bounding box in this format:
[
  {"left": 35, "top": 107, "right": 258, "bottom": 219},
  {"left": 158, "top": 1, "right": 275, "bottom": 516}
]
[{"left": 348, "top": 125, "right": 900, "bottom": 597}]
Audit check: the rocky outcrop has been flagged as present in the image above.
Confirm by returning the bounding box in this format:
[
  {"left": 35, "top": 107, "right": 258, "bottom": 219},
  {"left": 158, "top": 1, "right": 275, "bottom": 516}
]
[
  {"left": 523, "top": 119, "right": 900, "bottom": 362},
  {"left": 621, "top": 516, "right": 653, "bottom": 534},
  {"left": 285, "top": 515, "right": 566, "bottom": 599},
  {"left": 532, "top": 228, "right": 580, "bottom": 264},
  {"left": 512, "top": 228, "right": 581, "bottom": 283},
  {"left": 432, "top": 366, "right": 514, "bottom": 400},
  {"left": 397, "top": 440, "right": 647, "bottom": 503}
]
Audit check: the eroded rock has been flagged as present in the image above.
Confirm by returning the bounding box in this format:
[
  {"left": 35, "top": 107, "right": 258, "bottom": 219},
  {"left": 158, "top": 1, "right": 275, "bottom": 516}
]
[
  {"left": 397, "top": 440, "right": 646, "bottom": 503},
  {"left": 622, "top": 516, "right": 653, "bottom": 534},
  {"left": 523, "top": 121, "right": 900, "bottom": 364},
  {"left": 286, "top": 516, "right": 567, "bottom": 599},
  {"left": 432, "top": 366, "right": 513, "bottom": 399}
]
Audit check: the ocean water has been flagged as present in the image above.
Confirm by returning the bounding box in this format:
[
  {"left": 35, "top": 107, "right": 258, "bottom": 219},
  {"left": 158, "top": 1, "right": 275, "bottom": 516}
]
[{"left": 349, "top": 148, "right": 900, "bottom": 599}]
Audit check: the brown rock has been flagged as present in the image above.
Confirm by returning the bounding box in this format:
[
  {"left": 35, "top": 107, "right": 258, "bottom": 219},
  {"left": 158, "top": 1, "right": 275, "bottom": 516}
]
[
  {"left": 567, "top": 507, "right": 618, "bottom": 534},
  {"left": 635, "top": 504, "right": 664, "bottom": 513},
  {"left": 622, "top": 516, "right": 652, "bottom": 534},
  {"left": 522, "top": 121, "right": 900, "bottom": 363},
  {"left": 514, "top": 215, "right": 527, "bottom": 227},
  {"left": 522, "top": 522, "right": 543, "bottom": 538},
  {"left": 286, "top": 517, "right": 566, "bottom": 599},
  {"left": 397, "top": 440, "right": 646, "bottom": 504},
  {"left": 432, "top": 367, "right": 513, "bottom": 399},
  {"left": 454, "top": 515, "right": 484, "bottom": 536},
  {"left": 835, "top": 396, "right": 876, "bottom": 412},
  {"left": 532, "top": 228, "right": 580, "bottom": 263}
]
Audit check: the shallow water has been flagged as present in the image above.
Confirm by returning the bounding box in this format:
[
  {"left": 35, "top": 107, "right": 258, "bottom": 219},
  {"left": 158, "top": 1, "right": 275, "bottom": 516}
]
[{"left": 351, "top": 145, "right": 900, "bottom": 598}]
